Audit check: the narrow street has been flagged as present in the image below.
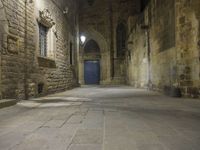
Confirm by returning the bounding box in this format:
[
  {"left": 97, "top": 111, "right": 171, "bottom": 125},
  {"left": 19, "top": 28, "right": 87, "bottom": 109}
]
[{"left": 0, "top": 86, "right": 200, "bottom": 150}]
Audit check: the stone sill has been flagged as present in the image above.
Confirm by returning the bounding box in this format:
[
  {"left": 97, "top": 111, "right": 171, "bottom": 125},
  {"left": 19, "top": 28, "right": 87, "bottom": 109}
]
[{"left": 38, "top": 56, "right": 56, "bottom": 68}]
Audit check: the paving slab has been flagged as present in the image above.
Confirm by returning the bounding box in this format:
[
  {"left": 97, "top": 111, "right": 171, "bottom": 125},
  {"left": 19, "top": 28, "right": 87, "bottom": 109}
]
[
  {"left": 72, "top": 129, "right": 103, "bottom": 144},
  {"left": 69, "top": 144, "right": 102, "bottom": 150}
]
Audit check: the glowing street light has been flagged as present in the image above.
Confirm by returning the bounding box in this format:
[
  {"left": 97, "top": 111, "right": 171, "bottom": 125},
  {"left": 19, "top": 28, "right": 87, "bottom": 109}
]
[{"left": 80, "top": 35, "right": 86, "bottom": 44}]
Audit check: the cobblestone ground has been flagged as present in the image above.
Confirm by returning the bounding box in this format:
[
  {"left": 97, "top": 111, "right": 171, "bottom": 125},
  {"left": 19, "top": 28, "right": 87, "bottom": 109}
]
[{"left": 0, "top": 86, "right": 200, "bottom": 150}]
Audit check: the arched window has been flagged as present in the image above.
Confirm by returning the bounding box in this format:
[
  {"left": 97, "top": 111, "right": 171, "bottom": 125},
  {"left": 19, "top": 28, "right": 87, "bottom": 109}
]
[
  {"left": 116, "top": 23, "right": 126, "bottom": 57},
  {"left": 84, "top": 39, "right": 100, "bottom": 54}
]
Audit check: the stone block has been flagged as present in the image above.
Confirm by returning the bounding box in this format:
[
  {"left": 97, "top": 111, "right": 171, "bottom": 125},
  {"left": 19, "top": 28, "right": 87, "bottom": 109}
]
[{"left": 72, "top": 129, "right": 103, "bottom": 144}]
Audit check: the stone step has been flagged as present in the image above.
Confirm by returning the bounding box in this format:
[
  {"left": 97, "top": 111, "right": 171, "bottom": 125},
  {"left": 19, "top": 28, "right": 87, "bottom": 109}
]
[{"left": 0, "top": 99, "right": 18, "bottom": 109}]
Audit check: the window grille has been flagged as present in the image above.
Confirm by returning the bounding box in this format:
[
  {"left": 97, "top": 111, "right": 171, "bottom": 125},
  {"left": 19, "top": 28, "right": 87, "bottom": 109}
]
[{"left": 39, "top": 23, "right": 48, "bottom": 57}]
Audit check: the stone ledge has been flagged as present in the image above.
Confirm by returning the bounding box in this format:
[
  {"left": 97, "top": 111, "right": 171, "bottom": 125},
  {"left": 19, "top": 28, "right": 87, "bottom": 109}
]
[
  {"left": 0, "top": 99, "right": 18, "bottom": 109},
  {"left": 38, "top": 56, "right": 56, "bottom": 68}
]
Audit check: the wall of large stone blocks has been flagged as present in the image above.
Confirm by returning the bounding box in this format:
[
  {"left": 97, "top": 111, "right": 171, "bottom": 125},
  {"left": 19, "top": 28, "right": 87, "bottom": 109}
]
[
  {"left": 35, "top": 0, "right": 79, "bottom": 96},
  {"left": 0, "top": 0, "right": 35, "bottom": 99},
  {"left": 175, "top": 0, "right": 200, "bottom": 97},
  {"left": 126, "top": 0, "right": 200, "bottom": 97},
  {"left": 0, "top": 0, "right": 79, "bottom": 100},
  {"left": 126, "top": 15, "right": 148, "bottom": 87}
]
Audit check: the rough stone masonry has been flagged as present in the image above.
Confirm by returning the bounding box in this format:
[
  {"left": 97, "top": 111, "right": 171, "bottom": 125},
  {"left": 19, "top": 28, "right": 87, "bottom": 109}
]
[{"left": 0, "top": 0, "right": 79, "bottom": 100}]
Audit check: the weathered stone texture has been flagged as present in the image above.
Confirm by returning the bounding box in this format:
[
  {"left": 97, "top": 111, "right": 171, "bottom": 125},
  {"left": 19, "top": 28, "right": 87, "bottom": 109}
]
[
  {"left": 151, "top": 0, "right": 176, "bottom": 52},
  {"left": 36, "top": 0, "right": 79, "bottom": 96},
  {"left": 126, "top": 0, "right": 200, "bottom": 97},
  {"left": 126, "top": 15, "right": 148, "bottom": 87},
  {"left": 0, "top": 0, "right": 78, "bottom": 99}
]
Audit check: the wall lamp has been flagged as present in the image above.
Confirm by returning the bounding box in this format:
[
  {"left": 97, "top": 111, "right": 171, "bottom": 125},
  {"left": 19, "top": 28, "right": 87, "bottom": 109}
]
[{"left": 80, "top": 35, "right": 86, "bottom": 45}]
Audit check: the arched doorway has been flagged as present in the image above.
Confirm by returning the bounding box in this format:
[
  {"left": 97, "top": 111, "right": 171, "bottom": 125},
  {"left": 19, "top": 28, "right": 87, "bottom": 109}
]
[{"left": 84, "top": 39, "right": 101, "bottom": 84}]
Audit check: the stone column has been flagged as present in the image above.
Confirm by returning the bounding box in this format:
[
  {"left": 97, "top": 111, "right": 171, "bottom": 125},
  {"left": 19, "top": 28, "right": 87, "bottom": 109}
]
[{"left": 78, "top": 46, "right": 85, "bottom": 85}]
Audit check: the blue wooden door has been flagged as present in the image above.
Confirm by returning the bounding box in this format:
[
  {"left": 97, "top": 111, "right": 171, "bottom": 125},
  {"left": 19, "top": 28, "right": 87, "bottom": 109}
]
[{"left": 84, "top": 60, "right": 100, "bottom": 84}]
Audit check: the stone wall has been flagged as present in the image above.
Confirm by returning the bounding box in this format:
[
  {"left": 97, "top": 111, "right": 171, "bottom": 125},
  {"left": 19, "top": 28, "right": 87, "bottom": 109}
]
[
  {"left": 126, "top": 0, "right": 200, "bottom": 97},
  {"left": 126, "top": 15, "right": 148, "bottom": 87},
  {"left": 175, "top": 0, "right": 200, "bottom": 97},
  {"left": 0, "top": 0, "right": 79, "bottom": 100}
]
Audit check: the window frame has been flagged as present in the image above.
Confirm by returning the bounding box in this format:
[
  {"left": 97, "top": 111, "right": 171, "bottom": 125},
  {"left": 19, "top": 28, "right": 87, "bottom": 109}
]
[
  {"left": 39, "top": 23, "right": 48, "bottom": 57},
  {"left": 37, "top": 9, "right": 57, "bottom": 60},
  {"left": 37, "top": 22, "right": 57, "bottom": 60}
]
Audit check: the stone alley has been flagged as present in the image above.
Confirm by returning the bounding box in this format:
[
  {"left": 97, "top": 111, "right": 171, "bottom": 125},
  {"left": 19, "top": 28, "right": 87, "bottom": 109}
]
[{"left": 0, "top": 86, "right": 200, "bottom": 150}]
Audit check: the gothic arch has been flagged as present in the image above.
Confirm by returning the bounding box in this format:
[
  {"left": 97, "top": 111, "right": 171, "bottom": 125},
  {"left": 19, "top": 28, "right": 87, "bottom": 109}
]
[
  {"left": 79, "top": 27, "right": 110, "bottom": 85},
  {"left": 81, "top": 27, "right": 108, "bottom": 53},
  {"left": 84, "top": 39, "right": 100, "bottom": 54}
]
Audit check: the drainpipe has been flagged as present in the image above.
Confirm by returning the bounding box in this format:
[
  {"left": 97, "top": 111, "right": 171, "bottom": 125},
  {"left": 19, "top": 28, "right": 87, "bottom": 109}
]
[
  {"left": 0, "top": 2, "right": 5, "bottom": 99},
  {"left": 146, "top": 27, "right": 151, "bottom": 90},
  {"left": 108, "top": 0, "right": 114, "bottom": 79},
  {"left": 24, "top": 0, "right": 29, "bottom": 100},
  {"left": 0, "top": 35, "right": 2, "bottom": 99}
]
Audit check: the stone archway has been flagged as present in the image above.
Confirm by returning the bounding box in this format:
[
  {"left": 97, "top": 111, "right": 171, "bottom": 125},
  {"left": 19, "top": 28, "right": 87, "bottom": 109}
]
[
  {"left": 84, "top": 39, "right": 100, "bottom": 54},
  {"left": 0, "top": 0, "right": 9, "bottom": 99},
  {"left": 83, "top": 39, "right": 101, "bottom": 84},
  {"left": 79, "top": 27, "right": 111, "bottom": 85}
]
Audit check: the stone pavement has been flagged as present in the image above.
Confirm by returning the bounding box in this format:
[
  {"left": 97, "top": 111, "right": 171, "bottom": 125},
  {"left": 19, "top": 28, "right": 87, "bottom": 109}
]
[{"left": 0, "top": 86, "right": 200, "bottom": 150}]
